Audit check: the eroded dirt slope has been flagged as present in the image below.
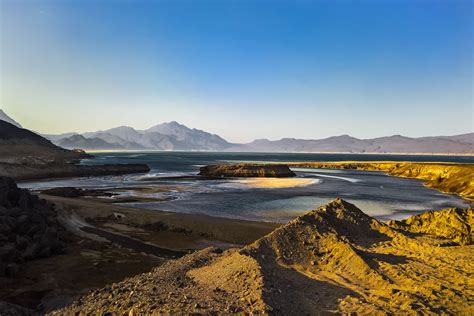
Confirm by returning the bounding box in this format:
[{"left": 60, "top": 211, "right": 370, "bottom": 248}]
[{"left": 52, "top": 199, "right": 474, "bottom": 315}]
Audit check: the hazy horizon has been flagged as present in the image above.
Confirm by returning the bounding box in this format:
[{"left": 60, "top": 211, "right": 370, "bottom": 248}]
[{"left": 1, "top": 0, "right": 473, "bottom": 143}]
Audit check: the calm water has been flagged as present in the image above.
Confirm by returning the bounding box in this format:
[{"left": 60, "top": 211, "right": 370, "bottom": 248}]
[{"left": 21, "top": 152, "right": 472, "bottom": 222}]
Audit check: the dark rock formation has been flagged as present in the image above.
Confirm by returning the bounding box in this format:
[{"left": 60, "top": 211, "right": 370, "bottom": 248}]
[
  {"left": 0, "top": 120, "right": 89, "bottom": 165},
  {"left": 40, "top": 187, "right": 84, "bottom": 198},
  {"left": 0, "top": 177, "right": 66, "bottom": 277},
  {"left": 199, "top": 164, "right": 296, "bottom": 178}
]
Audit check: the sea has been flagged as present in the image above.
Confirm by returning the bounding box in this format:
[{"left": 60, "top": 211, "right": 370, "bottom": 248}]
[{"left": 20, "top": 152, "right": 473, "bottom": 222}]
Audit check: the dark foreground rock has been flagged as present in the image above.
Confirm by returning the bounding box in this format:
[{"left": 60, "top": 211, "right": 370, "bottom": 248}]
[
  {"left": 0, "top": 301, "right": 38, "bottom": 316},
  {"left": 199, "top": 164, "right": 296, "bottom": 178},
  {"left": 0, "top": 177, "right": 66, "bottom": 277},
  {"left": 40, "top": 187, "right": 118, "bottom": 198},
  {"left": 0, "top": 163, "right": 150, "bottom": 181}
]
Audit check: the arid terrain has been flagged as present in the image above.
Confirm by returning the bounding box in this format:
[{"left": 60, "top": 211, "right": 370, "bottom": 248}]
[
  {"left": 0, "top": 178, "right": 278, "bottom": 313},
  {"left": 51, "top": 199, "right": 473, "bottom": 315}
]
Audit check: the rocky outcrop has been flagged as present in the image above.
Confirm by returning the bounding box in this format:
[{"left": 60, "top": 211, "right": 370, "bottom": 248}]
[
  {"left": 52, "top": 199, "right": 474, "bottom": 315},
  {"left": 0, "top": 177, "right": 66, "bottom": 278},
  {"left": 387, "top": 208, "right": 473, "bottom": 245},
  {"left": 199, "top": 164, "right": 296, "bottom": 178}
]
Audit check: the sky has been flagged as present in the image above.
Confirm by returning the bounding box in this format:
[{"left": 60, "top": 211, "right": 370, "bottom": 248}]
[{"left": 0, "top": 0, "right": 472, "bottom": 143}]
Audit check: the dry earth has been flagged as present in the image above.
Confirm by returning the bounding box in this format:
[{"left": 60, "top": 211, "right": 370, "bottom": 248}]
[{"left": 53, "top": 199, "right": 474, "bottom": 315}]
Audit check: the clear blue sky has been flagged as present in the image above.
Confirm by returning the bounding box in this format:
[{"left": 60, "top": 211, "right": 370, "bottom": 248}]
[{"left": 1, "top": 0, "right": 472, "bottom": 142}]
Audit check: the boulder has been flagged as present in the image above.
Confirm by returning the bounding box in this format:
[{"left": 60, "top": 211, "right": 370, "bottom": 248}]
[{"left": 0, "top": 176, "right": 66, "bottom": 277}]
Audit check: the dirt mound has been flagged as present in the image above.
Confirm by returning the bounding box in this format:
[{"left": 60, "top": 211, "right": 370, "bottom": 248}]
[
  {"left": 52, "top": 199, "right": 474, "bottom": 314},
  {"left": 199, "top": 164, "right": 296, "bottom": 178},
  {"left": 388, "top": 207, "right": 473, "bottom": 245}
]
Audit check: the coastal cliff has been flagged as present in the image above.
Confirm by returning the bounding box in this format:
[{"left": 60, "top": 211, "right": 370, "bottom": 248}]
[
  {"left": 289, "top": 162, "right": 474, "bottom": 202},
  {"left": 199, "top": 164, "right": 296, "bottom": 178},
  {"left": 52, "top": 199, "right": 474, "bottom": 315}
]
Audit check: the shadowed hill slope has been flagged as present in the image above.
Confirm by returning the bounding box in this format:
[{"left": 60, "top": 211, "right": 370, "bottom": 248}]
[
  {"left": 0, "top": 120, "right": 86, "bottom": 164},
  {"left": 52, "top": 199, "right": 474, "bottom": 315}
]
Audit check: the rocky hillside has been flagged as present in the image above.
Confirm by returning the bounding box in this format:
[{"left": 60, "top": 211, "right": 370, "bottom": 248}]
[
  {"left": 0, "top": 177, "right": 66, "bottom": 278},
  {"left": 52, "top": 199, "right": 473, "bottom": 314},
  {"left": 199, "top": 164, "right": 296, "bottom": 178},
  {"left": 0, "top": 120, "right": 87, "bottom": 164}
]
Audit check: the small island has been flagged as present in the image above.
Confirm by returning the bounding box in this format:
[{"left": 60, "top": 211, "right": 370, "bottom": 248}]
[{"left": 199, "top": 164, "right": 296, "bottom": 178}]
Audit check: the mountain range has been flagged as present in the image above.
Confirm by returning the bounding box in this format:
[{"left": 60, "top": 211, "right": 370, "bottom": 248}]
[{"left": 1, "top": 110, "right": 473, "bottom": 154}]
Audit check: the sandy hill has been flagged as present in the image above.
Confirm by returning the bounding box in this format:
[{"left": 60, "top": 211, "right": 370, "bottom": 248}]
[{"left": 52, "top": 199, "right": 473, "bottom": 315}]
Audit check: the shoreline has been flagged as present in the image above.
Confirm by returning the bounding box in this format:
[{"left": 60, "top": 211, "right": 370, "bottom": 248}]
[
  {"left": 2, "top": 160, "right": 472, "bottom": 312},
  {"left": 286, "top": 161, "right": 474, "bottom": 202},
  {"left": 82, "top": 149, "right": 474, "bottom": 156},
  {"left": 0, "top": 162, "right": 150, "bottom": 182},
  {"left": 0, "top": 191, "right": 279, "bottom": 311}
]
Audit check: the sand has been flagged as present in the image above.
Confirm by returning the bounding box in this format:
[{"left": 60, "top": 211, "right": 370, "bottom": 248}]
[{"left": 234, "top": 177, "right": 318, "bottom": 189}]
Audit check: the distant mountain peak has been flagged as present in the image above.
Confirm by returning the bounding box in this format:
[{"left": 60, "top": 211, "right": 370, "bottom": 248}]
[
  {"left": 0, "top": 110, "right": 22, "bottom": 128},
  {"left": 106, "top": 125, "right": 137, "bottom": 132},
  {"left": 147, "top": 121, "right": 188, "bottom": 132},
  {"left": 43, "top": 120, "right": 473, "bottom": 154}
]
